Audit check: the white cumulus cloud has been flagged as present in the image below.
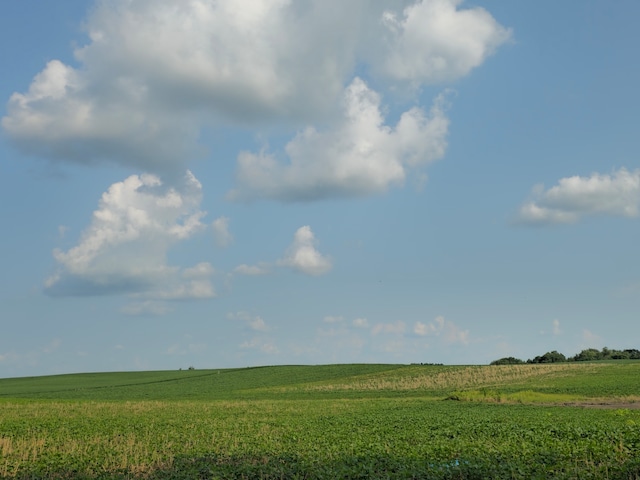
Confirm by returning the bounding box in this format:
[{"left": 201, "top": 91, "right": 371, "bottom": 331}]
[
  {"left": 3, "top": 0, "right": 509, "bottom": 194},
  {"left": 279, "top": 226, "right": 332, "bottom": 276},
  {"left": 515, "top": 168, "right": 640, "bottom": 225},
  {"left": 375, "top": 0, "right": 511, "bottom": 84},
  {"left": 2, "top": 59, "right": 198, "bottom": 174},
  {"left": 45, "top": 171, "right": 215, "bottom": 299},
  {"left": 229, "top": 78, "right": 450, "bottom": 201}
]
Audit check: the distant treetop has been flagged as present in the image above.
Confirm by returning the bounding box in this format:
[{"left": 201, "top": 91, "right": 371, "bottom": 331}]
[{"left": 490, "top": 347, "right": 640, "bottom": 365}]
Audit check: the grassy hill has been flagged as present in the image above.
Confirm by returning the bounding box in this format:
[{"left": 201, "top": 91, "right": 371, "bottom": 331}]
[
  {"left": 2, "top": 362, "right": 640, "bottom": 478},
  {"left": 2, "top": 361, "right": 639, "bottom": 402}
]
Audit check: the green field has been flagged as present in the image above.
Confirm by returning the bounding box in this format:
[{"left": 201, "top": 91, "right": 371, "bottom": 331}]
[{"left": 1, "top": 362, "right": 640, "bottom": 479}]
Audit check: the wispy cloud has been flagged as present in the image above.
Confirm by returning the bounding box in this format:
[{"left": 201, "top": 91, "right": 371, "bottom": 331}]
[
  {"left": 323, "top": 315, "right": 344, "bottom": 324},
  {"left": 240, "top": 338, "right": 280, "bottom": 355},
  {"left": 353, "top": 318, "right": 370, "bottom": 328},
  {"left": 228, "top": 311, "right": 271, "bottom": 332},
  {"left": 413, "top": 316, "right": 469, "bottom": 345},
  {"left": 372, "top": 320, "right": 406, "bottom": 335},
  {"left": 582, "top": 329, "right": 602, "bottom": 346},
  {"left": 212, "top": 216, "right": 233, "bottom": 248}
]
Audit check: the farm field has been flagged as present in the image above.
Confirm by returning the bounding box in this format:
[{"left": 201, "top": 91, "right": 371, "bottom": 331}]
[{"left": 1, "top": 362, "right": 640, "bottom": 479}]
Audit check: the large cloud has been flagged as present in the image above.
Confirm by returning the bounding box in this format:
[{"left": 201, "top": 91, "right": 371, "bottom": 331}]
[
  {"left": 2, "top": 59, "right": 199, "bottom": 174},
  {"left": 3, "top": 0, "right": 509, "bottom": 185},
  {"left": 229, "top": 78, "right": 449, "bottom": 201},
  {"left": 45, "top": 171, "right": 215, "bottom": 299},
  {"left": 515, "top": 168, "right": 640, "bottom": 225}
]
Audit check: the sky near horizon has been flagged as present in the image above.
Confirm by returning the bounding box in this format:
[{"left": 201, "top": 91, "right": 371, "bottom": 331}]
[{"left": 1, "top": 1, "right": 639, "bottom": 378}]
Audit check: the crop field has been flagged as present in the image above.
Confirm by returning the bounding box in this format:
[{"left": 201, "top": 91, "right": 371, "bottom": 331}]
[{"left": 1, "top": 362, "right": 640, "bottom": 479}]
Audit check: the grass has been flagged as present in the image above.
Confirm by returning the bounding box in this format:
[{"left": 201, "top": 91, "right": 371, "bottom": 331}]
[
  {"left": 0, "top": 364, "right": 406, "bottom": 401},
  {"left": 1, "top": 362, "right": 640, "bottom": 478}
]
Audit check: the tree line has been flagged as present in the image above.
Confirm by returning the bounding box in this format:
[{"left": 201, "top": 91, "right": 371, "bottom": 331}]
[{"left": 491, "top": 347, "right": 640, "bottom": 365}]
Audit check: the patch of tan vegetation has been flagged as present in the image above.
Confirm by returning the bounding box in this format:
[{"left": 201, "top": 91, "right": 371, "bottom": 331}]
[{"left": 304, "top": 363, "right": 609, "bottom": 393}]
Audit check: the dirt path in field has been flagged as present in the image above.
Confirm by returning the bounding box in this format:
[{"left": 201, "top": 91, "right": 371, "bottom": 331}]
[{"left": 562, "top": 401, "right": 640, "bottom": 409}]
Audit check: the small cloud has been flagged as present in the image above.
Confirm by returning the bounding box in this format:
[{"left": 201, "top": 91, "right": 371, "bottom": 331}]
[
  {"left": 379, "top": 340, "right": 406, "bottom": 354},
  {"left": 58, "top": 225, "right": 69, "bottom": 239},
  {"left": 413, "top": 316, "right": 469, "bottom": 345},
  {"left": 279, "top": 226, "right": 332, "bottom": 276},
  {"left": 236, "top": 226, "right": 332, "bottom": 277},
  {"left": 228, "top": 311, "right": 270, "bottom": 332},
  {"left": 240, "top": 338, "right": 279, "bottom": 355},
  {"left": 323, "top": 315, "right": 344, "bottom": 323},
  {"left": 372, "top": 320, "right": 406, "bottom": 335},
  {"left": 0, "top": 352, "right": 17, "bottom": 363},
  {"left": 249, "top": 316, "right": 269, "bottom": 332},
  {"left": 552, "top": 319, "right": 562, "bottom": 336},
  {"left": 143, "top": 278, "right": 216, "bottom": 300},
  {"left": 515, "top": 202, "right": 579, "bottom": 226},
  {"left": 514, "top": 168, "right": 640, "bottom": 226},
  {"left": 353, "top": 317, "right": 369, "bottom": 328},
  {"left": 42, "top": 339, "right": 62, "bottom": 354},
  {"left": 182, "top": 262, "right": 215, "bottom": 278},
  {"left": 212, "top": 216, "right": 233, "bottom": 248},
  {"left": 377, "top": 1, "right": 511, "bottom": 84},
  {"left": 582, "top": 329, "right": 602, "bottom": 345}
]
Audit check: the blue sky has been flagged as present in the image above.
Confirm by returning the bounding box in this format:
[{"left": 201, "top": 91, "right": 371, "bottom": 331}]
[{"left": 1, "top": 1, "right": 639, "bottom": 378}]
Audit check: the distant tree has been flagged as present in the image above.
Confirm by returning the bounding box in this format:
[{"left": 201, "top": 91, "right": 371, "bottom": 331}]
[
  {"left": 624, "top": 349, "right": 640, "bottom": 360},
  {"left": 596, "top": 347, "right": 630, "bottom": 360},
  {"left": 490, "top": 357, "right": 525, "bottom": 365},
  {"left": 528, "top": 350, "right": 566, "bottom": 364},
  {"left": 609, "top": 349, "right": 630, "bottom": 360},
  {"left": 526, "top": 347, "right": 640, "bottom": 363},
  {"left": 569, "top": 348, "right": 601, "bottom": 362}
]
